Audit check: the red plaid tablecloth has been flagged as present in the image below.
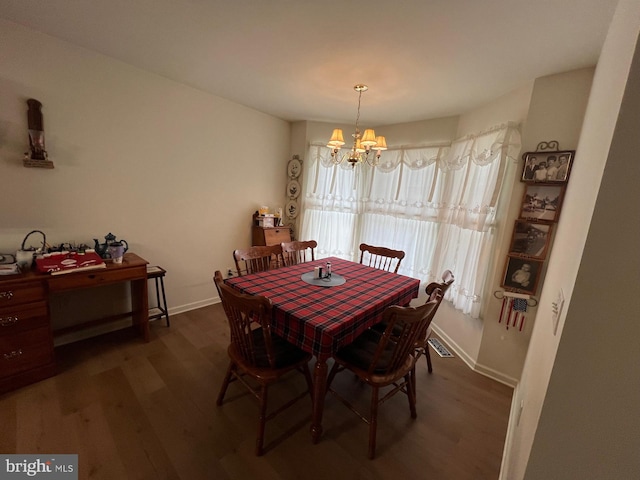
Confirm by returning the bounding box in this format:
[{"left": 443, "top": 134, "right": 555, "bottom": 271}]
[{"left": 225, "top": 257, "right": 420, "bottom": 360}]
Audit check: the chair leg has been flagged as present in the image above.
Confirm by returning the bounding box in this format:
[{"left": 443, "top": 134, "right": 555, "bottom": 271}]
[
  {"left": 256, "top": 385, "right": 268, "bottom": 456},
  {"left": 406, "top": 373, "right": 417, "bottom": 418},
  {"left": 425, "top": 344, "right": 433, "bottom": 373},
  {"left": 410, "top": 364, "right": 417, "bottom": 400},
  {"left": 368, "top": 386, "right": 380, "bottom": 459},
  {"left": 159, "top": 275, "right": 170, "bottom": 327},
  {"left": 216, "top": 362, "right": 234, "bottom": 406}
]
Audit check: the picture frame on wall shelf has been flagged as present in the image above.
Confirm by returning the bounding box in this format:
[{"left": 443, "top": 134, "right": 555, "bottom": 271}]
[
  {"left": 501, "top": 255, "right": 543, "bottom": 295},
  {"left": 521, "top": 150, "right": 574, "bottom": 183},
  {"left": 519, "top": 184, "right": 565, "bottom": 223},
  {"left": 508, "top": 220, "right": 553, "bottom": 260}
]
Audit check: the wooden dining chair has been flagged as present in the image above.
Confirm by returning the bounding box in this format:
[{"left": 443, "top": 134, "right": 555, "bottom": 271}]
[
  {"left": 233, "top": 245, "right": 284, "bottom": 276},
  {"left": 281, "top": 240, "right": 317, "bottom": 266},
  {"left": 358, "top": 243, "right": 405, "bottom": 274},
  {"left": 213, "top": 271, "right": 313, "bottom": 456},
  {"left": 421, "top": 270, "right": 454, "bottom": 373},
  {"left": 326, "top": 295, "right": 440, "bottom": 459}
]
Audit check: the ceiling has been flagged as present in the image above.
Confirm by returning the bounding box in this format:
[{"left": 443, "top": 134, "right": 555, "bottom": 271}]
[{"left": 0, "top": 0, "right": 619, "bottom": 126}]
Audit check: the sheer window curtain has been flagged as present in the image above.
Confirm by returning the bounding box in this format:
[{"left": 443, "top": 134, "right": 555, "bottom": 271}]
[{"left": 300, "top": 124, "right": 521, "bottom": 318}]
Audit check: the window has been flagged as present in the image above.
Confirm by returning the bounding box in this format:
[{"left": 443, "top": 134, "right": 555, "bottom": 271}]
[{"left": 300, "top": 124, "right": 521, "bottom": 318}]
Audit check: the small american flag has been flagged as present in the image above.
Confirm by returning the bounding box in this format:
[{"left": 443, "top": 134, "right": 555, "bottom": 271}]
[
  {"left": 513, "top": 298, "right": 528, "bottom": 312},
  {"left": 512, "top": 297, "right": 528, "bottom": 331}
]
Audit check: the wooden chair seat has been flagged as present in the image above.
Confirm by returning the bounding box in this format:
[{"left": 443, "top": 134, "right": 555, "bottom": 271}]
[{"left": 231, "top": 328, "right": 310, "bottom": 370}]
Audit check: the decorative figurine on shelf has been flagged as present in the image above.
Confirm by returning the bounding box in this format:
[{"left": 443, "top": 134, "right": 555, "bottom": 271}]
[
  {"left": 94, "top": 233, "right": 129, "bottom": 259},
  {"left": 23, "top": 99, "right": 54, "bottom": 168},
  {"left": 27, "top": 99, "right": 46, "bottom": 160}
]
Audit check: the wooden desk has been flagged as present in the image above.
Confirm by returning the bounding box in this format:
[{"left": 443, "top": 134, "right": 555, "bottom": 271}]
[
  {"left": 0, "top": 252, "right": 149, "bottom": 393},
  {"left": 226, "top": 257, "right": 420, "bottom": 443}
]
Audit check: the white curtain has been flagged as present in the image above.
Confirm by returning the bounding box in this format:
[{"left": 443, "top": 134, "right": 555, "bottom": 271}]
[{"left": 300, "top": 124, "right": 521, "bottom": 318}]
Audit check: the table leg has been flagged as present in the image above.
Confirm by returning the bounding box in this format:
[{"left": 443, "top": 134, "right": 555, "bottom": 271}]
[
  {"left": 311, "top": 357, "right": 328, "bottom": 443},
  {"left": 130, "top": 277, "right": 150, "bottom": 342}
]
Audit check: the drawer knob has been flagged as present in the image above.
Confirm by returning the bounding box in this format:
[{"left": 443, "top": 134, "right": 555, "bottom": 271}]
[
  {"left": 0, "top": 291, "right": 14, "bottom": 301},
  {"left": 0, "top": 316, "right": 18, "bottom": 327},
  {"left": 3, "top": 349, "right": 23, "bottom": 360}
]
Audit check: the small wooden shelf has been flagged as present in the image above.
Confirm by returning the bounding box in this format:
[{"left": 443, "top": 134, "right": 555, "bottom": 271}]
[{"left": 23, "top": 159, "right": 54, "bottom": 169}]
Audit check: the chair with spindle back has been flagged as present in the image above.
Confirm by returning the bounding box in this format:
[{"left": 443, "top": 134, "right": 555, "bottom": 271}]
[
  {"left": 233, "top": 245, "right": 284, "bottom": 276},
  {"left": 281, "top": 240, "right": 317, "bottom": 267},
  {"left": 326, "top": 293, "right": 441, "bottom": 459},
  {"left": 213, "top": 270, "right": 313, "bottom": 455},
  {"left": 358, "top": 243, "right": 405, "bottom": 274},
  {"left": 420, "top": 270, "right": 454, "bottom": 373}
]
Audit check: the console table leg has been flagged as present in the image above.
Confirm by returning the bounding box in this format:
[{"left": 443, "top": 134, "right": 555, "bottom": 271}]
[{"left": 131, "top": 278, "right": 149, "bottom": 342}]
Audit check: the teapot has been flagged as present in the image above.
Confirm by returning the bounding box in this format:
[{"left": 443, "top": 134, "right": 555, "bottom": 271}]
[{"left": 94, "top": 233, "right": 128, "bottom": 259}]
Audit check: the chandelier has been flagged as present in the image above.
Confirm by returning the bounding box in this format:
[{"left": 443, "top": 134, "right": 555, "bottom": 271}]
[{"left": 327, "top": 84, "right": 388, "bottom": 167}]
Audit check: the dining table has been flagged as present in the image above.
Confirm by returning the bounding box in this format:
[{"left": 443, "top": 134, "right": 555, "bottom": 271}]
[{"left": 224, "top": 256, "right": 421, "bottom": 443}]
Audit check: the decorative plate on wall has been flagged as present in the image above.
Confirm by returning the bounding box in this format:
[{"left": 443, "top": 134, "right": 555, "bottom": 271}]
[
  {"left": 287, "top": 179, "right": 300, "bottom": 199},
  {"left": 287, "top": 157, "right": 302, "bottom": 178},
  {"left": 285, "top": 200, "right": 298, "bottom": 219}
]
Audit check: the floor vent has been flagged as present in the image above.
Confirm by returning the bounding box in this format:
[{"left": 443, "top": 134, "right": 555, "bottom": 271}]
[{"left": 428, "top": 338, "right": 454, "bottom": 357}]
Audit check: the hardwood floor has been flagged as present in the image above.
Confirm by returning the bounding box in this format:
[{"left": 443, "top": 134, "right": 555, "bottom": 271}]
[{"left": 0, "top": 304, "right": 513, "bottom": 479}]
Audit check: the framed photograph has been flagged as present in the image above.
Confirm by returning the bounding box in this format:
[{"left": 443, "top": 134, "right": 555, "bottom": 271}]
[
  {"left": 519, "top": 184, "right": 565, "bottom": 222},
  {"left": 501, "top": 256, "right": 543, "bottom": 295},
  {"left": 508, "top": 220, "right": 553, "bottom": 260},
  {"left": 521, "top": 150, "right": 574, "bottom": 183}
]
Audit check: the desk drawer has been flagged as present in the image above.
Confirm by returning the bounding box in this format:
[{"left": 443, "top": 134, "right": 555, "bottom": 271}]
[
  {"left": 0, "top": 302, "right": 48, "bottom": 335},
  {"left": 0, "top": 282, "right": 46, "bottom": 306},
  {"left": 263, "top": 228, "right": 291, "bottom": 246},
  {"left": 0, "top": 326, "right": 54, "bottom": 378},
  {"left": 48, "top": 265, "right": 146, "bottom": 292}
]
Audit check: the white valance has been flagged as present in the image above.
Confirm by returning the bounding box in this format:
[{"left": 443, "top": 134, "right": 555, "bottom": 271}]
[{"left": 439, "top": 122, "right": 522, "bottom": 171}]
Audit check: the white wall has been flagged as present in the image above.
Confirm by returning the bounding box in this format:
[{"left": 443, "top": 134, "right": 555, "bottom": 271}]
[
  {"left": 501, "top": 0, "right": 640, "bottom": 477},
  {"left": 474, "top": 70, "right": 593, "bottom": 385},
  {"left": 431, "top": 84, "right": 534, "bottom": 385},
  {"left": 0, "top": 20, "right": 290, "bottom": 322}
]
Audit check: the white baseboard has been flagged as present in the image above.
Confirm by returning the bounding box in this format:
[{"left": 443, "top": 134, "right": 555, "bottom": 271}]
[
  {"left": 167, "top": 297, "right": 218, "bottom": 316},
  {"left": 430, "top": 325, "right": 517, "bottom": 388}
]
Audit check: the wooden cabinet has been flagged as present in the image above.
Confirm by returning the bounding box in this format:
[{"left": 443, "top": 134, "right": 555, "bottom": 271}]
[
  {"left": 0, "top": 252, "right": 150, "bottom": 394},
  {"left": 0, "top": 277, "right": 55, "bottom": 392},
  {"left": 251, "top": 210, "right": 291, "bottom": 246},
  {"left": 252, "top": 226, "right": 291, "bottom": 246}
]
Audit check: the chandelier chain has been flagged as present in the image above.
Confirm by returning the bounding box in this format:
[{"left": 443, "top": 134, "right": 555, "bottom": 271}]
[{"left": 354, "top": 89, "right": 362, "bottom": 136}]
